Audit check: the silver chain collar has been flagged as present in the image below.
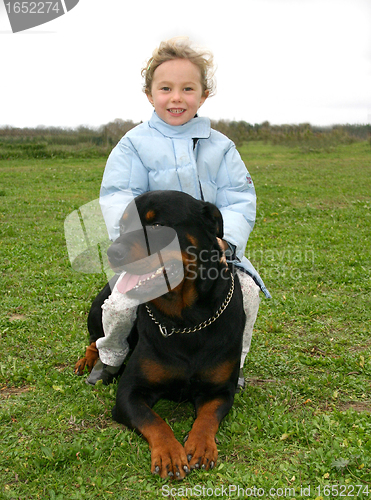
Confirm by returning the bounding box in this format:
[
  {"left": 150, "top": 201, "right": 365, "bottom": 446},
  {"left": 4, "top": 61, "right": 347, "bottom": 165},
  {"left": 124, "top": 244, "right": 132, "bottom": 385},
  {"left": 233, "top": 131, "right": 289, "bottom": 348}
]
[{"left": 145, "top": 273, "right": 235, "bottom": 338}]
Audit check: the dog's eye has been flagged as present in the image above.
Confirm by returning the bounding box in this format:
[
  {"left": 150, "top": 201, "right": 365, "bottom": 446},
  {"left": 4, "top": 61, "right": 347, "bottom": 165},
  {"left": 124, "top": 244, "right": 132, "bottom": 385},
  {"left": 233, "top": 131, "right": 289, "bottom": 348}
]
[{"left": 149, "top": 223, "right": 162, "bottom": 230}]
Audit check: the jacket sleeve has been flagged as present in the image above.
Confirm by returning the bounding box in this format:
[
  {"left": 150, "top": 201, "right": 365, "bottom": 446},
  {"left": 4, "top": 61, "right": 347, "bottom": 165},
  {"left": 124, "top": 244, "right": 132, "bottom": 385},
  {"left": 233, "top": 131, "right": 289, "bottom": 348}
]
[
  {"left": 215, "top": 144, "right": 256, "bottom": 261},
  {"left": 99, "top": 136, "right": 149, "bottom": 241}
]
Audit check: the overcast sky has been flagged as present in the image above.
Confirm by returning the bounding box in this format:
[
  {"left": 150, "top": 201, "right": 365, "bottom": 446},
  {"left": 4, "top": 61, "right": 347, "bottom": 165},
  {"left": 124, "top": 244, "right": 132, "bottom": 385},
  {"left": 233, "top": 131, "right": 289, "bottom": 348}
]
[{"left": 1, "top": 0, "right": 370, "bottom": 129}]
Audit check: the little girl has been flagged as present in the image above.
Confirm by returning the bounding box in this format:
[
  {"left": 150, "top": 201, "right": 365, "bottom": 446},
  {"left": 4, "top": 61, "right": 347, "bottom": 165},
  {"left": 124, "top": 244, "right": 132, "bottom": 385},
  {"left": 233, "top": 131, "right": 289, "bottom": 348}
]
[{"left": 87, "top": 37, "right": 271, "bottom": 388}]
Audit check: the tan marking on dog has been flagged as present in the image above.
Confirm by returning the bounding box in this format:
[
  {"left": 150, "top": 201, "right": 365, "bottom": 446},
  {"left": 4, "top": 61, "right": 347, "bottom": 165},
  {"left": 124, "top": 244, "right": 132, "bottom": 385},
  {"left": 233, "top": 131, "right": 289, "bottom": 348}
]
[
  {"left": 200, "top": 360, "right": 237, "bottom": 385},
  {"left": 186, "top": 234, "right": 198, "bottom": 247},
  {"left": 140, "top": 358, "right": 185, "bottom": 384},
  {"left": 145, "top": 210, "right": 156, "bottom": 222},
  {"left": 181, "top": 278, "right": 198, "bottom": 309},
  {"left": 150, "top": 250, "right": 199, "bottom": 318}
]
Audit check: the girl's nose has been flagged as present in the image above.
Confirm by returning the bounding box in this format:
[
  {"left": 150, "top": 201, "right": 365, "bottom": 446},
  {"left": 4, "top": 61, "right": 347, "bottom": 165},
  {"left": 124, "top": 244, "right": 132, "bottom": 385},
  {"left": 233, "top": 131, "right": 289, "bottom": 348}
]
[{"left": 171, "top": 91, "right": 182, "bottom": 102}]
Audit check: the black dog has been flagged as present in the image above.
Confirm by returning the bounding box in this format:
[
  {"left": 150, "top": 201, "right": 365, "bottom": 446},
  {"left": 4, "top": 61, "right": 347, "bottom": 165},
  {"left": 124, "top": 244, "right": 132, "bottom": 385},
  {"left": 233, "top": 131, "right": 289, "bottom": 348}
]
[{"left": 76, "top": 190, "right": 245, "bottom": 479}]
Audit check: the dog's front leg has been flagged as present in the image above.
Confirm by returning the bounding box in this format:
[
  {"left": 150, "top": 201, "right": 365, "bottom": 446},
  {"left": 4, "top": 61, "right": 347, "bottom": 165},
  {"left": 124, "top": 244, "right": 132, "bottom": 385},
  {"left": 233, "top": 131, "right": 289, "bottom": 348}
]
[
  {"left": 141, "top": 415, "right": 190, "bottom": 479},
  {"left": 184, "top": 396, "right": 233, "bottom": 471},
  {"left": 113, "top": 393, "right": 189, "bottom": 480}
]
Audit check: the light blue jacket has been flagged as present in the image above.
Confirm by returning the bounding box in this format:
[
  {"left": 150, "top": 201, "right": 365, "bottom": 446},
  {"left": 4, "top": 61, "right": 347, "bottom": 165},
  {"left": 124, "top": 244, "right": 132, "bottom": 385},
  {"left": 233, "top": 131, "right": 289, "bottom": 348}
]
[{"left": 100, "top": 112, "right": 271, "bottom": 298}]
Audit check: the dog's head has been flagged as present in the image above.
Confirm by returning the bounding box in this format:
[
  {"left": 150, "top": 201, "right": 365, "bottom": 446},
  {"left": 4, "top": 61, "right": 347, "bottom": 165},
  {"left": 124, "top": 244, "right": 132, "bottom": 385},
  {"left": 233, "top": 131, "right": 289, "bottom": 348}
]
[{"left": 107, "top": 190, "right": 226, "bottom": 316}]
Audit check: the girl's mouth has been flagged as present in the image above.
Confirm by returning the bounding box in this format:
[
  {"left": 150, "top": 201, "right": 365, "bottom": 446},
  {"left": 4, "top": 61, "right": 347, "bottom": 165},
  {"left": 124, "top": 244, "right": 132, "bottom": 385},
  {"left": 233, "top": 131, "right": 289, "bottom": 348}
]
[{"left": 168, "top": 108, "right": 186, "bottom": 115}]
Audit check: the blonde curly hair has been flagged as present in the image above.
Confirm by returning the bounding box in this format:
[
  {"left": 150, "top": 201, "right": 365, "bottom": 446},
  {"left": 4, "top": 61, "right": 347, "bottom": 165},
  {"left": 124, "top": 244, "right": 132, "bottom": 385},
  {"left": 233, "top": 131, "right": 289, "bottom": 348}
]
[{"left": 141, "top": 37, "right": 216, "bottom": 98}]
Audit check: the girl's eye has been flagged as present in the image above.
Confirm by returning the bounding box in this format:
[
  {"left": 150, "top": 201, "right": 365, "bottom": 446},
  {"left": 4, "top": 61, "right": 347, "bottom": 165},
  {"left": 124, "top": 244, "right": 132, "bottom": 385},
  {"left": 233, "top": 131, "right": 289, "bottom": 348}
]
[
  {"left": 161, "top": 87, "right": 170, "bottom": 91},
  {"left": 184, "top": 87, "right": 193, "bottom": 91}
]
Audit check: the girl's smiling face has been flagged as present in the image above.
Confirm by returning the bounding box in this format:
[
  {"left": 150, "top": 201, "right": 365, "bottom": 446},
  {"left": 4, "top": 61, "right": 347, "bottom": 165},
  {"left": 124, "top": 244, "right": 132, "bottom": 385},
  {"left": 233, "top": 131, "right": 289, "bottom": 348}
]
[{"left": 147, "top": 58, "right": 208, "bottom": 126}]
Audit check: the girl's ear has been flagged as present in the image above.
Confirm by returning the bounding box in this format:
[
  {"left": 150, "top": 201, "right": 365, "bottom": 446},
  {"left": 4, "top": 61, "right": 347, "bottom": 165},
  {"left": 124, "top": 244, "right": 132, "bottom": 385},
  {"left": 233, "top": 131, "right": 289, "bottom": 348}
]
[
  {"left": 146, "top": 93, "right": 154, "bottom": 106},
  {"left": 199, "top": 90, "right": 209, "bottom": 108}
]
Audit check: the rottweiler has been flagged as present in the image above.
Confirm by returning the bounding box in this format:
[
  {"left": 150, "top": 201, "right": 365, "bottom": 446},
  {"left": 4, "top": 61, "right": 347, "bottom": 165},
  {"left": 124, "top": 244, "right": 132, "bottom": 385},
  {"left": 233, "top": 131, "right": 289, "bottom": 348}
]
[{"left": 76, "top": 190, "right": 245, "bottom": 479}]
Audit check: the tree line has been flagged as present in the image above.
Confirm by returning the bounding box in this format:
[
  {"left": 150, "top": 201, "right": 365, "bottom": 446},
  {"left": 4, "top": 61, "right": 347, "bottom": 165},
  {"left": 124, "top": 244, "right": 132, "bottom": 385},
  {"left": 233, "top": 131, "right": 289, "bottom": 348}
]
[{"left": 0, "top": 119, "right": 369, "bottom": 159}]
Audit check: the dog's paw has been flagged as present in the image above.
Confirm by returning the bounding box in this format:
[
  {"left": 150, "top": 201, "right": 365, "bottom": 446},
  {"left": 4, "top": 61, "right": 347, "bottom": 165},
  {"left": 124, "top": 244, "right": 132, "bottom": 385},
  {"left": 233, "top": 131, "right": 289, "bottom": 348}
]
[
  {"left": 151, "top": 440, "right": 190, "bottom": 480},
  {"left": 74, "top": 343, "right": 99, "bottom": 375},
  {"left": 74, "top": 357, "right": 89, "bottom": 375},
  {"left": 184, "top": 432, "right": 218, "bottom": 471}
]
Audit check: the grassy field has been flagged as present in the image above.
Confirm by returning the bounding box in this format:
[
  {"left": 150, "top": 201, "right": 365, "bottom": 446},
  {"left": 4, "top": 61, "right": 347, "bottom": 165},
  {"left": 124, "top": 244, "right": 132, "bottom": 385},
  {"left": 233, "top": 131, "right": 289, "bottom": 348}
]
[{"left": 1, "top": 141, "right": 370, "bottom": 499}]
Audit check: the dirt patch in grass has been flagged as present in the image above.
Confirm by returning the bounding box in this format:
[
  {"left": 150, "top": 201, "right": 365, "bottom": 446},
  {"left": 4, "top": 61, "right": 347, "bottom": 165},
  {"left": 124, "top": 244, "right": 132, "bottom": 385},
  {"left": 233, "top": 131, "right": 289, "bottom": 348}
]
[
  {"left": 8, "top": 314, "right": 27, "bottom": 322},
  {"left": 0, "top": 385, "right": 32, "bottom": 399},
  {"left": 55, "top": 363, "right": 70, "bottom": 372},
  {"left": 338, "top": 401, "right": 371, "bottom": 413},
  {"left": 246, "top": 378, "right": 277, "bottom": 386}
]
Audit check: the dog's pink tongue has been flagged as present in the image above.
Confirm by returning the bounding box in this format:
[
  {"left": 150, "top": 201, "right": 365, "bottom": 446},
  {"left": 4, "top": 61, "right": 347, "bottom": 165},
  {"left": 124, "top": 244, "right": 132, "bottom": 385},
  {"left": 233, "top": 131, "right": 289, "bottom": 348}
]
[
  {"left": 116, "top": 271, "right": 153, "bottom": 294},
  {"left": 116, "top": 273, "right": 140, "bottom": 294}
]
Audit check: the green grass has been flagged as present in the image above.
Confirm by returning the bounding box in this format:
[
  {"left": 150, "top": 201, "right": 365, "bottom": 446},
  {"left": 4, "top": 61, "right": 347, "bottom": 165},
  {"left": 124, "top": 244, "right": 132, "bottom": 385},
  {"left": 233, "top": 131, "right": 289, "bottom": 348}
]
[{"left": 1, "top": 141, "right": 370, "bottom": 499}]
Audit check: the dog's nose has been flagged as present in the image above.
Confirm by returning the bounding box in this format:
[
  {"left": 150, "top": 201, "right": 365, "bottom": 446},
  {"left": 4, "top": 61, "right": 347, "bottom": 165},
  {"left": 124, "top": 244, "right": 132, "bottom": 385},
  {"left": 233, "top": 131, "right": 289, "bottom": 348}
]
[
  {"left": 107, "top": 229, "right": 149, "bottom": 266},
  {"left": 107, "top": 241, "right": 127, "bottom": 265}
]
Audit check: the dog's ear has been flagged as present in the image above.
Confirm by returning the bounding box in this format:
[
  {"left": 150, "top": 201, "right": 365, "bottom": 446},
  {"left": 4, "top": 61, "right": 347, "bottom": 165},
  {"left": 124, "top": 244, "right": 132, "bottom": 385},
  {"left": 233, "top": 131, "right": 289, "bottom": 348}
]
[{"left": 202, "top": 202, "right": 224, "bottom": 238}]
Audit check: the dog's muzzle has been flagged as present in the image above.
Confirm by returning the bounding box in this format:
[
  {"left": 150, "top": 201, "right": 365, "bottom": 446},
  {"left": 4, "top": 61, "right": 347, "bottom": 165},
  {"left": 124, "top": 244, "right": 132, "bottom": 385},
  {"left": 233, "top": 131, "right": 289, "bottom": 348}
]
[{"left": 107, "top": 226, "right": 184, "bottom": 303}]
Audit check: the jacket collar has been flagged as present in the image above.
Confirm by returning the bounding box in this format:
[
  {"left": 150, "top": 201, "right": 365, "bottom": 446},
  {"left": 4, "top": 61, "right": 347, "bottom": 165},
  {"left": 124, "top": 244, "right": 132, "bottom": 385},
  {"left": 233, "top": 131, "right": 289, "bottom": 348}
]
[{"left": 148, "top": 111, "right": 211, "bottom": 139}]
